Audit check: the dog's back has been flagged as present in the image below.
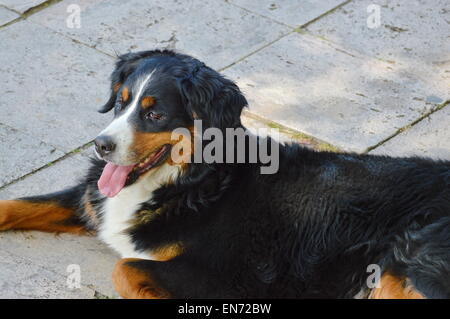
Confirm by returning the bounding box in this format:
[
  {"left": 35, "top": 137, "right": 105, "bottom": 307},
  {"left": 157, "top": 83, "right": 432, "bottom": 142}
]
[
  {"left": 183, "top": 144, "right": 450, "bottom": 298},
  {"left": 233, "top": 145, "right": 450, "bottom": 297}
]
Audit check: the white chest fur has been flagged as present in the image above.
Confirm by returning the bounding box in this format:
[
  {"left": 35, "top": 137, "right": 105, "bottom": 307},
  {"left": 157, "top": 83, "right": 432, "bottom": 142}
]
[{"left": 98, "top": 163, "right": 180, "bottom": 259}]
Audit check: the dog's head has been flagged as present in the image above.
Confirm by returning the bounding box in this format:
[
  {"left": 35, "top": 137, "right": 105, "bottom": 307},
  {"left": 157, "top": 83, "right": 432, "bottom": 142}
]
[{"left": 94, "top": 50, "right": 247, "bottom": 197}]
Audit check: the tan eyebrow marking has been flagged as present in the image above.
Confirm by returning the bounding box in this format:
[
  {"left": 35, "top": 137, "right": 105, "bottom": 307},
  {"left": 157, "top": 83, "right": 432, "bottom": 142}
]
[
  {"left": 122, "top": 87, "right": 129, "bottom": 102},
  {"left": 141, "top": 96, "right": 155, "bottom": 109}
]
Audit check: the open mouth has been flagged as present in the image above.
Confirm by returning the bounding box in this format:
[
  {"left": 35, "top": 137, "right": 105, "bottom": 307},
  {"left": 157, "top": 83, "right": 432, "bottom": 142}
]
[
  {"left": 97, "top": 144, "right": 172, "bottom": 198},
  {"left": 126, "top": 144, "right": 172, "bottom": 185}
]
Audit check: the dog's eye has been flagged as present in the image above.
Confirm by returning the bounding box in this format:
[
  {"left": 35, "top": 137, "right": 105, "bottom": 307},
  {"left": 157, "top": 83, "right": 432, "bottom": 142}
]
[{"left": 145, "top": 111, "right": 163, "bottom": 120}]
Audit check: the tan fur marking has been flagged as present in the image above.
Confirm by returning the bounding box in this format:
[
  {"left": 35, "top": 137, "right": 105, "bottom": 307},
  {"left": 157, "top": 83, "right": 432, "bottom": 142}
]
[
  {"left": 167, "top": 126, "right": 195, "bottom": 168},
  {"left": 141, "top": 96, "right": 155, "bottom": 109},
  {"left": 0, "top": 200, "right": 85, "bottom": 234},
  {"left": 131, "top": 131, "right": 178, "bottom": 162},
  {"left": 83, "top": 194, "right": 100, "bottom": 229},
  {"left": 150, "top": 243, "right": 184, "bottom": 261},
  {"left": 112, "top": 258, "right": 170, "bottom": 299},
  {"left": 131, "top": 126, "right": 195, "bottom": 169},
  {"left": 369, "top": 272, "right": 425, "bottom": 299},
  {"left": 122, "top": 86, "right": 129, "bottom": 102}
]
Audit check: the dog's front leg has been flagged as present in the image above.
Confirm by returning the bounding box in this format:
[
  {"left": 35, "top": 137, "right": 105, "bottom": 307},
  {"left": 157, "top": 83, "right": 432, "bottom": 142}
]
[
  {"left": 112, "top": 257, "right": 228, "bottom": 299},
  {"left": 0, "top": 185, "right": 88, "bottom": 234}
]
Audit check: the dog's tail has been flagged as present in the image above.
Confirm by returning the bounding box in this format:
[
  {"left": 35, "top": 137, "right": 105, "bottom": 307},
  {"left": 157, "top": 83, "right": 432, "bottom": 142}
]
[{"left": 0, "top": 185, "right": 87, "bottom": 234}]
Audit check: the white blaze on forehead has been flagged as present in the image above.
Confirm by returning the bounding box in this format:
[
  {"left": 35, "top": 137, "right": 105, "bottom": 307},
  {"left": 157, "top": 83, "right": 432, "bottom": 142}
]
[{"left": 99, "top": 69, "right": 156, "bottom": 165}]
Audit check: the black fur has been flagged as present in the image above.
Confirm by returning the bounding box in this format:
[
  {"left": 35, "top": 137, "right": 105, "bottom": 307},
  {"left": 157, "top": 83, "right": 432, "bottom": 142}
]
[
  {"left": 123, "top": 142, "right": 450, "bottom": 298},
  {"left": 98, "top": 50, "right": 177, "bottom": 113},
  {"left": 176, "top": 60, "right": 248, "bottom": 130},
  {"left": 99, "top": 49, "right": 247, "bottom": 131}
]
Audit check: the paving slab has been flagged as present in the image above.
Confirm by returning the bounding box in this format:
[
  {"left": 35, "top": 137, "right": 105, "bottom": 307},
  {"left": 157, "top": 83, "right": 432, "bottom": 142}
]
[
  {"left": 0, "top": 123, "right": 64, "bottom": 187},
  {"left": 228, "top": 0, "right": 347, "bottom": 27},
  {"left": 370, "top": 105, "right": 450, "bottom": 160},
  {"left": 0, "top": 232, "right": 119, "bottom": 298},
  {"left": 0, "top": 249, "right": 96, "bottom": 298},
  {"left": 0, "top": 152, "right": 90, "bottom": 199},
  {"left": 0, "top": 6, "right": 19, "bottom": 25},
  {"left": 0, "top": 153, "right": 120, "bottom": 298},
  {"left": 242, "top": 114, "right": 293, "bottom": 144},
  {"left": 307, "top": 0, "right": 450, "bottom": 101},
  {"left": 224, "top": 32, "right": 445, "bottom": 153},
  {"left": 241, "top": 113, "right": 339, "bottom": 151},
  {"left": 29, "top": 0, "right": 290, "bottom": 70},
  {"left": 0, "top": 20, "right": 113, "bottom": 154},
  {"left": 0, "top": 0, "right": 47, "bottom": 13}
]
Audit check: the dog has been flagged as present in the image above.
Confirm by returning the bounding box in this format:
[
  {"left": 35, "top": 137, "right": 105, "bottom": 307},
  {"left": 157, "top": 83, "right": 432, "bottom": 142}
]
[{"left": 0, "top": 49, "right": 449, "bottom": 299}]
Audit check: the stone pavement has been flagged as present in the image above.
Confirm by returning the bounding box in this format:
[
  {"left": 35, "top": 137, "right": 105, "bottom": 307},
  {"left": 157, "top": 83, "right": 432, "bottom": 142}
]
[{"left": 0, "top": 0, "right": 448, "bottom": 298}]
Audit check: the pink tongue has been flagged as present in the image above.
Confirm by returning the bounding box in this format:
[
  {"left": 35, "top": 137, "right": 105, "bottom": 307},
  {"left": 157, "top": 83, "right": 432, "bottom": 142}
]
[{"left": 98, "top": 162, "right": 135, "bottom": 198}]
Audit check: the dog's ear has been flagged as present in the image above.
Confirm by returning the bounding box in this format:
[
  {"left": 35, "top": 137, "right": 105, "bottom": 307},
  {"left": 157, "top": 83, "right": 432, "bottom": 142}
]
[
  {"left": 99, "top": 50, "right": 176, "bottom": 113},
  {"left": 177, "top": 62, "right": 247, "bottom": 129}
]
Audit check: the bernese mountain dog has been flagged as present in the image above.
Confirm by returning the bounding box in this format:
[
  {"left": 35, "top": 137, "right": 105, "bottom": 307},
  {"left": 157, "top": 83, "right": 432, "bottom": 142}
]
[{"left": 0, "top": 50, "right": 449, "bottom": 299}]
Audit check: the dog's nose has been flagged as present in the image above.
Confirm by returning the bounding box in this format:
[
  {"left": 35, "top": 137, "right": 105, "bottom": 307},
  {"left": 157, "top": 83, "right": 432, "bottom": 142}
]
[{"left": 94, "top": 135, "right": 116, "bottom": 157}]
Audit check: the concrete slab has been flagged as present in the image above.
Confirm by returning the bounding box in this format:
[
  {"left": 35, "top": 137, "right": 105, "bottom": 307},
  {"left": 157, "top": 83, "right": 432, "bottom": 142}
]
[
  {"left": 0, "top": 0, "right": 47, "bottom": 13},
  {"left": 0, "top": 20, "right": 113, "bottom": 153},
  {"left": 79, "top": 144, "right": 96, "bottom": 159},
  {"left": 0, "top": 153, "right": 90, "bottom": 199},
  {"left": 228, "top": 0, "right": 347, "bottom": 27},
  {"left": 0, "top": 154, "right": 120, "bottom": 298},
  {"left": 242, "top": 114, "right": 293, "bottom": 144},
  {"left": 0, "top": 6, "right": 19, "bottom": 25},
  {"left": 370, "top": 105, "right": 450, "bottom": 160},
  {"left": 29, "top": 0, "right": 290, "bottom": 70},
  {"left": 0, "top": 249, "right": 96, "bottom": 298},
  {"left": 241, "top": 113, "right": 339, "bottom": 151},
  {"left": 0, "top": 231, "right": 119, "bottom": 298},
  {"left": 0, "top": 123, "right": 64, "bottom": 187},
  {"left": 224, "top": 32, "right": 445, "bottom": 152},
  {"left": 307, "top": 0, "right": 450, "bottom": 101}
]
